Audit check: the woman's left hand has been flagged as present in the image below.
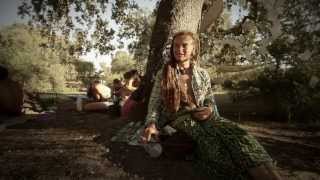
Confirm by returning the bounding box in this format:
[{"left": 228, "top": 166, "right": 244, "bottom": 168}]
[{"left": 191, "top": 107, "right": 212, "bottom": 121}]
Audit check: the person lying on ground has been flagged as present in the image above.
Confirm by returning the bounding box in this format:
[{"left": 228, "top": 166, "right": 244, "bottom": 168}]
[
  {"left": 87, "top": 80, "right": 111, "bottom": 102},
  {"left": 83, "top": 80, "right": 112, "bottom": 111}
]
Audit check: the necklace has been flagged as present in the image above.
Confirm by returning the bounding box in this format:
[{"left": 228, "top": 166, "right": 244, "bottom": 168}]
[{"left": 178, "top": 66, "right": 192, "bottom": 75}]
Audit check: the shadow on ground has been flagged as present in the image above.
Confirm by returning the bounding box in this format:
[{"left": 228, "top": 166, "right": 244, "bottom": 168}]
[{"left": 0, "top": 99, "right": 319, "bottom": 180}]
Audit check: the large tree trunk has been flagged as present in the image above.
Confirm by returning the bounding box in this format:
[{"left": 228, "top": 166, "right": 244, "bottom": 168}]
[
  {"left": 134, "top": 0, "right": 224, "bottom": 122},
  {"left": 200, "top": 0, "right": 224, "bottom": 32},
  {"left": 143, "top": 0, "right": 205, "bottom": 102}
]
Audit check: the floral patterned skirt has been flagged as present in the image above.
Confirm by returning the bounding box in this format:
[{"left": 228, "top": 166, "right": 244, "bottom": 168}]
[{"left": 168, "top": 113, "right": 273, "bottom": 180}]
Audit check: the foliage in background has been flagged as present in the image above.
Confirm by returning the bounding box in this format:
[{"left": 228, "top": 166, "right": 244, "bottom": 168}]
[
  {"left": 256, "top": 0, "right": 320, "bottom": 122},
  {"left": 111, "top": 51, "right": 135, "bottom": 75},
  {"left": 112, "top": 3, "right": 157, "bottom": 74},
  {"left": 280, "top": 0, "right": 319, "bottom": 62},
  {"left": 18, "top": 0, "right": 117, "bottom": 55},
  {"left": 252, "top": 66, "right": 320, "bottom": 123},
  {"left": 15, "top": 0, "right": 320, "bottom": 123},
  {"left": 73, "top": 60, "right": 95, "bottom": 85},
  {"left": 104, "top": 72, "right": 123, "bottom": 87},
  {"left": 207, "top": 0, "right": 320, "bottom": 122},
  {"left": 200, "top": 0, "right": 272, "bottom": 68},
  {"left": 0, "top": 24, "right": 69, "bottom": 92},
  {"left": 99, "top": 62, "right": 120, "bottom": 86}
]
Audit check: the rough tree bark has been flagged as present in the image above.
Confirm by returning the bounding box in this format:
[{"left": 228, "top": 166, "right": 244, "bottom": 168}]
[
  {"left": 133, "top": 0, "right": 205, "bottom": 121},
  {"left": 142, "top": 0, "right": 223, "bottom": 106},
  {"left": 143, "top": 0, "right": 204, "bottom": 106},
  {"left": 128, "top": 0, "right": 224, "bottom": 122},
  {"left": 145, "top": 0, "right": 205, "bottom": 80},
  {"left": 200, "top": 0, "right": 224, "bottom": 32}
]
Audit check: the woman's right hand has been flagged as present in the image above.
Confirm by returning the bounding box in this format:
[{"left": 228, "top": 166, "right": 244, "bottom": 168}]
[{"left": 141, "top": 123, "right": 159, "bottom": 143}]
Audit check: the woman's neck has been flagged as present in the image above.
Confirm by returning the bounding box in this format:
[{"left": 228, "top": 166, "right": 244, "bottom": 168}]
[
  {"left": 177, "top": 60, "right": 191, "bottom": 70},
  {"left": 177, "top": 60, "right": 193, "bottom": 75}
]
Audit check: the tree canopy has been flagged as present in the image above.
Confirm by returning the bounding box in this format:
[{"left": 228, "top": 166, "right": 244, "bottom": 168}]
[
  {"left": 0, "top": 24, "right": 70, "bottom": 92},
  {"left": 14, "top": 0, "right": 320, "bottom": 121},
  {"left": 17, "top": 0, "right": 142, "bottom": 55},
  {"left": 111, "top": 50, "right": 135, "bottom": 74}
]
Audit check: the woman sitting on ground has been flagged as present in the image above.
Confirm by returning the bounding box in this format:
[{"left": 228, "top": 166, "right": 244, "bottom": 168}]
[
  {"left": 119, "top": 70, "right": 143, "bottom": 119},
  {"left": 121, "top": 76, "right": 147, "bottom": 121},
  {"left": 119, "top": 69, "right": 141, "bottom": 106},
  {"left": 142, "top": 31, "right": 282, "bottom": 180}
]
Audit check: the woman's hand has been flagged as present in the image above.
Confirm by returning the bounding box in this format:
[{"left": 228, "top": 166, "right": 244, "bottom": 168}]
[
  {"left": 141, "top": 123, "right": 159, "bottom": 143},
  {"left": 191, "top": 107, "right": 212, "bottom": 121}
]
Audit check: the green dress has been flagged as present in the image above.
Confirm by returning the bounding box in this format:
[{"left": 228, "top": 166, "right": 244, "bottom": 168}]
[
  {"left": 146, "top": 65, "right": 273, "bottom": 179},
  {"left": 166, "top": 110, "right": 272, "bottom": 179}
]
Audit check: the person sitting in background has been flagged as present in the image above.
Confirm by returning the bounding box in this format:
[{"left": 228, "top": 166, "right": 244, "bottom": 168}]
[
  {"left": 119, "top": 69, "right": 141, "bottom": 105},
  {"left": 111, "top": 78, "right": 123, "bottom": 105},
  {"left": 119, "top": 70, "right": 142, "bottom": 120},
  {"left": 87, "top": 80, "right": 111, "bottom": 102},
  {"left": 0, "top": 65, "right": 24, "bottom": 116},
  {"left": 121, "top": 75, "right": 147, "bottom": 121}
]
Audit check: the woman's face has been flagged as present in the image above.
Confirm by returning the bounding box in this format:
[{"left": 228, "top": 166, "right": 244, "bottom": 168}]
[
  {"left": 132, "top": 76, "right": 141, "bottom": 88},
  {"left": 173, "top": 35, "right": 195, "bottom": 63}
]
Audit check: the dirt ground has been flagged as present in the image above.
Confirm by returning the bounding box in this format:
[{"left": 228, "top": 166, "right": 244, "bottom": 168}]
[{"left": 0, "top": 98, "right": 319, "bottom": 180}]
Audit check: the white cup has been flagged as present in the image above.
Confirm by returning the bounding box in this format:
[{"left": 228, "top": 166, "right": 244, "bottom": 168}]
[{"left": 76, "top": 96, "right": 83, "bottom": 111}]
